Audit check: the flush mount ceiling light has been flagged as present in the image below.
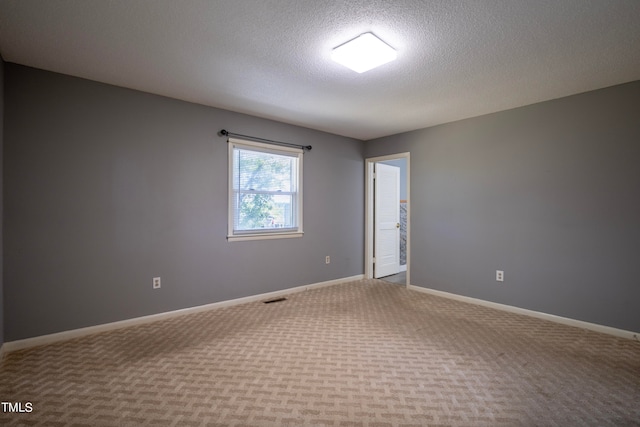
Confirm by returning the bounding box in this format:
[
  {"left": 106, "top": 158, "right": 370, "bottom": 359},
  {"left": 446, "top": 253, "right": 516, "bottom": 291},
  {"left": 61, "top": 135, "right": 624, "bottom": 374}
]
[{"left": 331, "top": 32, "right": 397, "bottom": 73}]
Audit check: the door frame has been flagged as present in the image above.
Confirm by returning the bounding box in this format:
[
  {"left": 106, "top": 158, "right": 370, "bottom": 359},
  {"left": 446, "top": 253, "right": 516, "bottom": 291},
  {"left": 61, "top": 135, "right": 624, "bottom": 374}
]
[{"left": 365, "top": 152, "right": 410, "bottom": 286}]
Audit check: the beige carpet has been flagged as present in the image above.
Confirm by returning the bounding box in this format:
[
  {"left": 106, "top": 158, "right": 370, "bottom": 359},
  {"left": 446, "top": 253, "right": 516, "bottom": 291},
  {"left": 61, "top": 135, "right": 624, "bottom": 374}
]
[{"left": 1, "top": 279, "right": 639, "bottom": 426}]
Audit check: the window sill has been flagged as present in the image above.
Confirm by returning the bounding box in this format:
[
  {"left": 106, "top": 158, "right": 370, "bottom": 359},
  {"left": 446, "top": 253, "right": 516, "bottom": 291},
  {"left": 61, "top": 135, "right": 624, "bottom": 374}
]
[{"left": 227, "top": 231, "right": 304, "bottom": 242}]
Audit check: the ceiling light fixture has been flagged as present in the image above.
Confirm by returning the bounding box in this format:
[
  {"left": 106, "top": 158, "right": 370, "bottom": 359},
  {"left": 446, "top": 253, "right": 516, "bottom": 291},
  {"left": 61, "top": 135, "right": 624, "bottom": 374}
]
[{"left": 331, "top": 32, "right": 397, "bottom": 73}]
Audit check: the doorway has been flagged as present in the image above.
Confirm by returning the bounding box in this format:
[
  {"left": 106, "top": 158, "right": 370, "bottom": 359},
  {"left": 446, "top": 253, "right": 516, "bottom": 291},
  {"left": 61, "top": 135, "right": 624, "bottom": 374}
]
[{"left": 365, "top": 153, "right": 410, "bottom": 286}]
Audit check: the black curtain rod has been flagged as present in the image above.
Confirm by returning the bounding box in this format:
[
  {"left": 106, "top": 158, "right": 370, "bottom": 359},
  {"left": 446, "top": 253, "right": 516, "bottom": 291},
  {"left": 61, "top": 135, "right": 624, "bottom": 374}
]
[{"left": 220, "top": 129, "right": 312, "bottom": 151}]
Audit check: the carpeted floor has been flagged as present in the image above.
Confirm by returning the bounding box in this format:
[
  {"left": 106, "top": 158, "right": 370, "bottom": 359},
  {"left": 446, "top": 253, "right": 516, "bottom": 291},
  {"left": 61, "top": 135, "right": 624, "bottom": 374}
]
[{"left": 1, "top": 279, "right": 639, "bottom": 426}]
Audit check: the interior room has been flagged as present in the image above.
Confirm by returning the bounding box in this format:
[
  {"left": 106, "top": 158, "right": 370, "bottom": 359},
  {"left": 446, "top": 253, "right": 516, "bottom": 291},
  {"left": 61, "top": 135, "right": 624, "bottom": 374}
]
[{"left": 1, "top": 1, "right": 639, "bottom": 425}]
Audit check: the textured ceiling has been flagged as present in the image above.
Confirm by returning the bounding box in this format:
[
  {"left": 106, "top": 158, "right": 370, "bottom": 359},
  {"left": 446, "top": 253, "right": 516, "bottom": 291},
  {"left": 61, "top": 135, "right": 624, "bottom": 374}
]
[{"left": 1, "top": 0, "right": 639, "bottom": 140}]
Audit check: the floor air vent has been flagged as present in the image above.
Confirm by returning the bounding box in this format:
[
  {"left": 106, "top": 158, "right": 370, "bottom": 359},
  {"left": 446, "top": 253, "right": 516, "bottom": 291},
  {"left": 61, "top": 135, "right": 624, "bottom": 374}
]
[{"left": 263, "top": 297, "right": 287, "bottom": 304}]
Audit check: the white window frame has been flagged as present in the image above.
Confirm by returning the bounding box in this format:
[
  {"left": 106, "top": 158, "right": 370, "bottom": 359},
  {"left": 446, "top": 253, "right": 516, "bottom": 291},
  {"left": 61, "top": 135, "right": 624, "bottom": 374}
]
[{"left": 227, "top": 138, "right": 304, "bottom": 242}]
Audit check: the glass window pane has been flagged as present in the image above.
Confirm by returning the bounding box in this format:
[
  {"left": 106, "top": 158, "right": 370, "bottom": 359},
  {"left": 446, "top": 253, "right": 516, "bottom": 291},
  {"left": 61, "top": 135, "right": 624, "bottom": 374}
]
[
  {"left": 235, "top": 149, "right": 294, "bottom": 192},
  {"left": 234, "top": 193, "right": 294, "bottom": 231}
]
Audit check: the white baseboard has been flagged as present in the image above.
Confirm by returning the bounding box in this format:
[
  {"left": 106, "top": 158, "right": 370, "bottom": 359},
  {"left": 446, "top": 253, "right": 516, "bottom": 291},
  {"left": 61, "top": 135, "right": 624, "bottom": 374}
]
[
  {"left": 408, "top": 285, "right": 639, "bottom": 341},
  {"left": 3, "top": 274, "right": 364, "bottom": 354}
]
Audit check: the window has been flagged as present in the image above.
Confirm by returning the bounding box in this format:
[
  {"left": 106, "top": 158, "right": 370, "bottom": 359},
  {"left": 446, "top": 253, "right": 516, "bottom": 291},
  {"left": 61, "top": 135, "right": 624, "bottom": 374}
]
[{"left": 228, "top": 138, "right": 303, "bottom": 241}]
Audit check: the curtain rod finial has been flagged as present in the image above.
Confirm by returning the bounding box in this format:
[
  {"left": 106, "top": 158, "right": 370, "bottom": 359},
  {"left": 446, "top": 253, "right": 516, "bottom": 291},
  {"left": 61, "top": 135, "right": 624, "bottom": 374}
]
[{"left": 220, "top": 129, "right": 229, "bottom": 137}]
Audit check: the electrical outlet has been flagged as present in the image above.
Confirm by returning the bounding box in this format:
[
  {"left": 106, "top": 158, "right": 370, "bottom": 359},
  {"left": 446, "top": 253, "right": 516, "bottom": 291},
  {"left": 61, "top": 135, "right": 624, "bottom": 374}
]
[
  {"left": 325, "top": 256, "right": 330, "bottom": 264},
  {"left": 153, "top": 277, "right": 161, "bottom": 289},
  {"left": 496, "top": 270, "right": 504, "bottom": 282}
]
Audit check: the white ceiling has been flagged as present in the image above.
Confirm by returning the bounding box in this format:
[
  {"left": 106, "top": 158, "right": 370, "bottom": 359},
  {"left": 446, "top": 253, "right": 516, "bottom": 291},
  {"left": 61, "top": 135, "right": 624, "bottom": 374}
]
[{"left": 1, "top": 0, "right": 639, "bottom": 140}]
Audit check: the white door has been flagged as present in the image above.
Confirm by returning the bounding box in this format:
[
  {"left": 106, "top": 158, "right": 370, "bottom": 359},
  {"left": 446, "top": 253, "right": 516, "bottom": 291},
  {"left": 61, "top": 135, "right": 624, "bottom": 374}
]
[{"left": 374, "top": 163, "right": 400, "bottom": 278}]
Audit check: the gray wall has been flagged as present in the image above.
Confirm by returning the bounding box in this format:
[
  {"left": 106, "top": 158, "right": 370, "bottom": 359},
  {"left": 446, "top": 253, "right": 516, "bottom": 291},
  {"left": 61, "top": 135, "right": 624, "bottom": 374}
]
[
  {"left": 365, "top": 81, "right": 640, "bottom": 332},
  {"left": 0, "top": 56, "right": 4, "bottom": 348},
  {"left": 4, "top": 64, "right": 364, "bottom": 341}
]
